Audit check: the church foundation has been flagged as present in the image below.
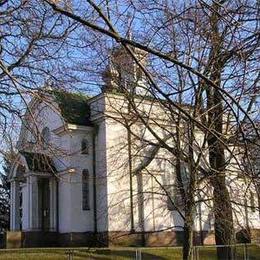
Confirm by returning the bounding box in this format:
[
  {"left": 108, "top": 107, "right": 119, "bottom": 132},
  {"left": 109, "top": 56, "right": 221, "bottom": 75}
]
[{"left": 5, "top": 229, "right": 259, "bottom": 248}]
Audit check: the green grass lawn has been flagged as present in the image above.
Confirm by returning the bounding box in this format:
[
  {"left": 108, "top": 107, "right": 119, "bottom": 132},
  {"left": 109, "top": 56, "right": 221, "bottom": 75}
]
[
  {"left": 0, "top": 245, "right": 259, "bottom": 259},
  {"left": 194, "top": 245, "right": 260, "bottom": 260}
]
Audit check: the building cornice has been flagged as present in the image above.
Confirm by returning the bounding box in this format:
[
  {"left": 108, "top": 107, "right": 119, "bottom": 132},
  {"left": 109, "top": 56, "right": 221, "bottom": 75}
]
[{"left": 53, "top": 123, "right": 94, "bottom": 136}]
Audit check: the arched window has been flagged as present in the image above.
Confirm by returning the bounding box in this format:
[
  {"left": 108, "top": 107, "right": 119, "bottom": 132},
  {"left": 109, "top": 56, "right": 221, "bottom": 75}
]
[
  {"left": 136, "top": 67, "right": 143, "bottom": 81},
  {"left": 165, "top": 162, "right": 189, "bottom": 211},
  {"left": 82, "top": 169, "right": 90, "bottom": 210},
  {"left": 41, "top": 127, "right": 50, "bottom": 150},
  {"left": 81, "top": 138, "right": 89, "bottom": 154},
  {"left": 250, "top": 191, "right": 255, "bottom": 212}
]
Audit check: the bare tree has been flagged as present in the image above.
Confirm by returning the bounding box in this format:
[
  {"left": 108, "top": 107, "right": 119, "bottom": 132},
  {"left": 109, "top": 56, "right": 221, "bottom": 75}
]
[
  {"left": 0, "top": 151, "right": 16, "bottom": 232},
  {"left": 42, "top": 1, "right": 259, "bottom": 259},
  {"left": 1, "top": 0, "right": 259, "bottom": 259}
]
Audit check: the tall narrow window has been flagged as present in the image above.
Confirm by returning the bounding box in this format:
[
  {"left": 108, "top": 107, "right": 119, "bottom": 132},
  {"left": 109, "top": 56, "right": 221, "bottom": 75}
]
[
  {"left": 41, "top": 127, "right": 50, "bottom": 150},
  {"left": 166, "top": 185, "right": 184, "bottom": 211},
  {"left": 166, "top": 186, "right": 176, "bottom": 211},
  {"left": 136, "top": 67, "right": 143, "bottom": 81},
  {"left": 82, "top": 169, "right": 90, "bottom": 210},
  {"left": 180, "top": 162, "right": 190, "bottom": 190},
  {"left": 163, "top": 163, "right": 176, "bottom": 211},
  {"left": 81, "top": 138, "right": 89, "bottom": 154},
  {"left": 250, "top": 191, "right": 255, "bottom": 212},
  {"left": 165, "top": 161, "right": 189, "bottom": 211}
]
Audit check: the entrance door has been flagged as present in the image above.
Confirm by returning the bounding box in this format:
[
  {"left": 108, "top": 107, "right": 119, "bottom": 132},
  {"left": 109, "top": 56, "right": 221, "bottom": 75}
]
[{"left": 38, "top": 178, "right": 50, "bottom": 231}]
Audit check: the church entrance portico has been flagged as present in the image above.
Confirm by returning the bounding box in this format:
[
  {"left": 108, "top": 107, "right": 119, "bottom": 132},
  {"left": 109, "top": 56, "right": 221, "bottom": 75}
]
[
  {"left": 10, "top": 174, "right": 57, "bottom": 232},
  {"left": 9, "top": 153, "right": 58, "bottom": 232},
  {"left": 28, "top": 174, "right": 57, "bottom": 232}
]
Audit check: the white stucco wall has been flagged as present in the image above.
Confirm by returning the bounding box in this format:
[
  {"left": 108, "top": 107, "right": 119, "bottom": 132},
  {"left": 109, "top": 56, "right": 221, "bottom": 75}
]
[
  {"left": 97, "top": 93, "right": 260, "bottom": 234},
  {"left": 15, "top": 96, "right": 97, "bottom": 233},
  {"left": 65, "top": 129, "right": 95, "bottom": 232},
  {"left": 12, "top": 92, "right": 260, "bottom": 237}
]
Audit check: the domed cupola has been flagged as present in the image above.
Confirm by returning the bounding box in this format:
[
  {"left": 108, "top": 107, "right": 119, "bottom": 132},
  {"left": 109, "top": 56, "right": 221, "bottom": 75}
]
[{"left": 102, "top": 46, "right": 149, "bottom": 96}]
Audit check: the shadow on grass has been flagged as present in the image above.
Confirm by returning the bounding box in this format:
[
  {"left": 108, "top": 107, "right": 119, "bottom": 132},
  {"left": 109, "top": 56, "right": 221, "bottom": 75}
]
[
  {"left": 196, "top": 245, "right": 260, "bottom": 260},
  {"left": 72, "top": 249, "right": 166, "bottom": 260},
  {"left": 0, "top": 245, "right": 258, "bottom": 260},
  {"left": 0, "top": 248, "right": 181, "bottom": 260}
]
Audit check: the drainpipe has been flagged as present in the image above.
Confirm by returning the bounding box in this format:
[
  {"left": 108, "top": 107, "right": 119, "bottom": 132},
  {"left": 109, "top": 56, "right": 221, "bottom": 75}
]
[
  {"left": 127, "top": 126, "right": 135, "bottom": 233},
  {"left": 137, "top": 173, "right": 145, "bottom": 246},
  {"left": 198, "top": 194, "right": 203, "bottom": 245},
  {"left": 92, "top": 126, "right": 98, "bottom": 234}
]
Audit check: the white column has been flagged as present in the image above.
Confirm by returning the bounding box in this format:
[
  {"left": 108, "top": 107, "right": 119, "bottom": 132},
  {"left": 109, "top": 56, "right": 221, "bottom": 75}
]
[
  {"left": 21, "top": 183, "right": 29, "bottom": 230},
  {"left": 10, "top": 180, "right": 20, "bottom": 231},
  {"left": 28, "top": 175, "right": 39, "bottom": 230},
  {"left": 49, "top": 177, "right": 57, "bottom": 231}
]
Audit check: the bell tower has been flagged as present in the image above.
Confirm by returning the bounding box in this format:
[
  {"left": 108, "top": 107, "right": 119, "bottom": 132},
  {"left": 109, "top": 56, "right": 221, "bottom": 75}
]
[{"left": 102, "top": 46, "right": 149, "bottom": 95}]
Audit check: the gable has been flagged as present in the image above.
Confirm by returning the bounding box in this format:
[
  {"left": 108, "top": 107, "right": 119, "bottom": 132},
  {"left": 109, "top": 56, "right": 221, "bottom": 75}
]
[{"left": 21, "top": 151, "right": 57, "bottom": 173}]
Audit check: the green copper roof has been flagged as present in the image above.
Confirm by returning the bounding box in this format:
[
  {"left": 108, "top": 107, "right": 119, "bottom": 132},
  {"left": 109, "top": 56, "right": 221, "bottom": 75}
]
[{"left": 52, "top": 90, "right": 91, "bottom": 126}]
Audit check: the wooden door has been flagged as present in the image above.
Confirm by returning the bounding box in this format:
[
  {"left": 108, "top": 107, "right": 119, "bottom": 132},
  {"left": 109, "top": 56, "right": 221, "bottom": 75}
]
[{"left": 38, "top": 178, "right": 50, "bottom": 231}]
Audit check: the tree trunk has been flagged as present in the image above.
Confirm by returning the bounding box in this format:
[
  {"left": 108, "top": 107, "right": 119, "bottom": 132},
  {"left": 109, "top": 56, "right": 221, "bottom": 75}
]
[
  {"left": 183, "top": 219, "right": 194, "bottom": 260},
  {"left": 183, "top": 189, "right": 196, "bottom": 260},
  {"left": 207, "top": 84, "right": 235, "bottom": 259},
  {"left": 211, "top": 176, "right": 235, "bottom": 259},
  {"left": 182, "top": 120, "right": 196, "bottom": 260}
]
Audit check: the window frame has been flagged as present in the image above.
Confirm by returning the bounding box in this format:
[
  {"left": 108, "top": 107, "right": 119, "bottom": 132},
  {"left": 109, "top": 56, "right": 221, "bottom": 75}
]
[
  {"left": 81, "top": 138, "right": 89, "bottom": 154},
  {"left": 165, "top": 161, "right": 189, "bottom": 211},
  {"left": 250, "top": 191, "right": 256, "bottom": 212},
  {"left": 82, "top": 169, "right": 90, "bottom": 211},
  {"left": 41, "top": 127, "right": 50, "bottom": 150}
]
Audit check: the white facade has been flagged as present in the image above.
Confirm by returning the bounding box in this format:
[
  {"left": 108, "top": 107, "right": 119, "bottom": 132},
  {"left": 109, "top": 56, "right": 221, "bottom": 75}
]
[{"left": 8, "top": 90, "right": 260, "bottom": 247}]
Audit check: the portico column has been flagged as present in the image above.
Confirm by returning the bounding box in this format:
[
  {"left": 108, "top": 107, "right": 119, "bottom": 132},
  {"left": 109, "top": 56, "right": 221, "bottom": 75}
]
[
  {"left": 10, "top": 180, "right": 20, "bottom": 231},
  {"left": 28, "top": 175, "right": 39, "bottom": 230},
  {"left": 49, "top": 177, "right": 57, "bottom": 231}
]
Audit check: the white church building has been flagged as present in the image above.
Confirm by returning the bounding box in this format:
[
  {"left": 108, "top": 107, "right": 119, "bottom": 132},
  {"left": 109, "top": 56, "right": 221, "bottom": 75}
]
[{"left": 7, "top": 48, "right": 260, "bottom": 247}]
